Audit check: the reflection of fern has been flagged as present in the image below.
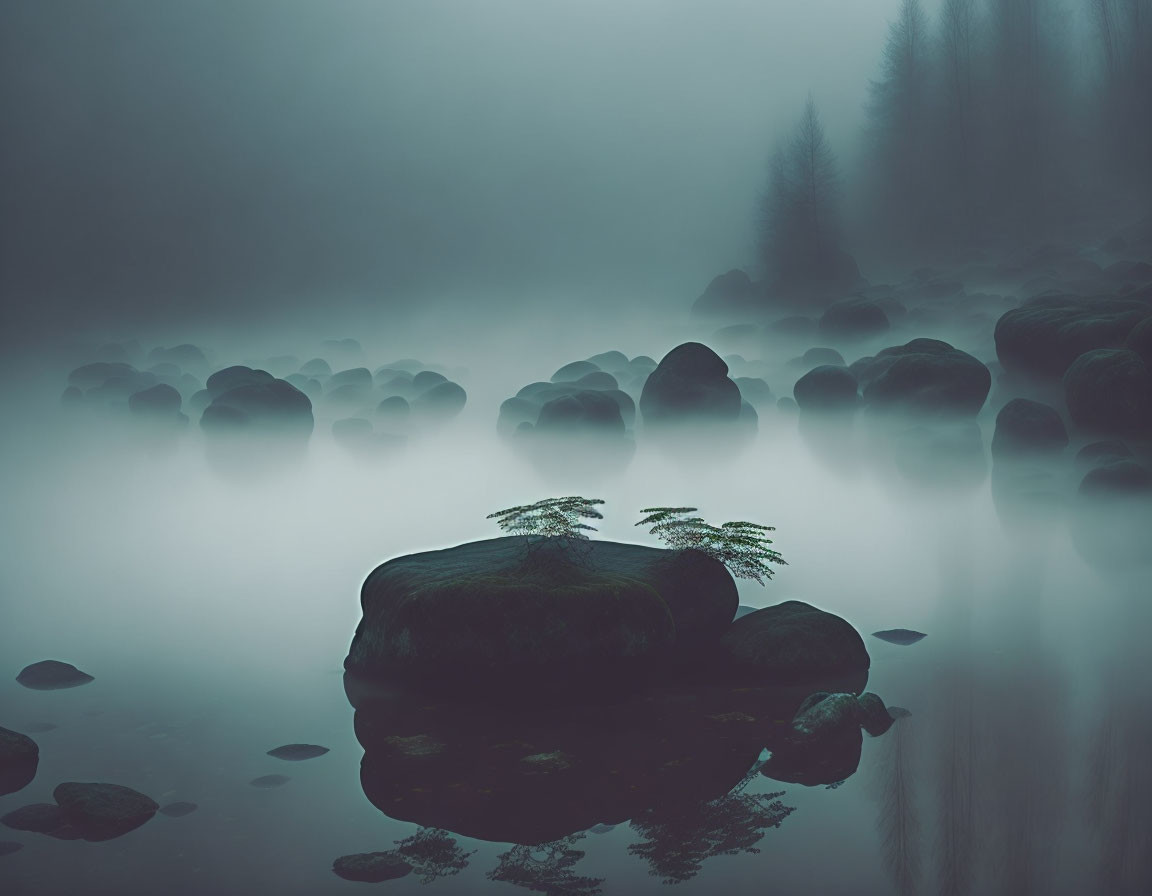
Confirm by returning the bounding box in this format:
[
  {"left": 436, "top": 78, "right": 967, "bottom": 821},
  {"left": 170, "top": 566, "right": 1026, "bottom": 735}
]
[
  {"left": 635, "top": 507, "right": 786, "bottom": 585},
  {"left": 487, "top": 834, "right": 604, "bottom": 896},
  {"left": 393, "top": 828, "right": 476, "bottom": 884},
  {"left": 627, "top": 788, "right": 795, "bottom": 884}
]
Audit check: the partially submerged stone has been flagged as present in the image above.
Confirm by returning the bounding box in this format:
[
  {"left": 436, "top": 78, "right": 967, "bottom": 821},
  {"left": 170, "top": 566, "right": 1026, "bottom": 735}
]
[
  {"left": 871, "top": 629, "right": 927, "bottom": 645},
  {"left": 249, "top": 775, "right": 290, "bottom": 789},
  {"left": 158, "top": 801, "right": 198, "bottom": 818},
  {"left": 266, "top": 744, "right": 330, "bottom": 761},
  {"left": 332, "top": 851, "right": 413, "bottom": 883},
  {"left": 15, "top": 660, "right": 94, "bottom": 690}
]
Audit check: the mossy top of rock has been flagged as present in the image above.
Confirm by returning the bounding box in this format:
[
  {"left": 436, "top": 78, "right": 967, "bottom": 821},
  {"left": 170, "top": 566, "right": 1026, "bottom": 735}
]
[
  {"left": 720, "top": 600, "right": 870, "bottom": 679},
  {"left": 855, "top": 338, "right": 990, "bottom": 418}
]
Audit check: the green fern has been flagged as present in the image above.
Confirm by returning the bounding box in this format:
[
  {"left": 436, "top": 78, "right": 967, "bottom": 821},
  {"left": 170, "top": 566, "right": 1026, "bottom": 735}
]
[{"left": 636, "top": 507, "right": 786, "bottom": 585}]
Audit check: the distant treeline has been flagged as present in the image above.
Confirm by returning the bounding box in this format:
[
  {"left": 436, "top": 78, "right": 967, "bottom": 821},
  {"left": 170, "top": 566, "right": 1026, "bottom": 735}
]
[{"left": 762, "top": 0, "right": 1152, "bottom": 284}]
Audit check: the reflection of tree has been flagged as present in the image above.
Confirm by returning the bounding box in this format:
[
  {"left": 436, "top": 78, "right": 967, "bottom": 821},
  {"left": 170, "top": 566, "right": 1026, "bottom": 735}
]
[
  {"left": 393, "top": 827, "right": 476, "bottom": 884},
  {"left": 627, "top": 773, "right": 795, "bottom": 885},
  {"left": 487, "top": 834, "right": 604, "bottom": 896}
]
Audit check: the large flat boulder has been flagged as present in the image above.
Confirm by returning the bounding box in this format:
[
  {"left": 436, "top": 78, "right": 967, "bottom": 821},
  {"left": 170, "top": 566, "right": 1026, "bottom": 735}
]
[
  {"left": 346, "top": 536, "right": 738, "bottom": 689},
  {"left": 720, "top": 601, "right": 870, "bottom": 680}
]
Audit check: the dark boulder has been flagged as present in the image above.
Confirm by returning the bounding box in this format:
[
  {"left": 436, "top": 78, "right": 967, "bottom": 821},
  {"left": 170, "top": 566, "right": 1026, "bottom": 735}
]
[
  {"left": 720, "top": 601, "right": 870, "bottom": 680},
  {"left": 639, "top": 343, "right": 742, "bottom": 425},
  {"left": 375, "top": 395, "right": 410, "bottom": 425},
  {"left": 1063, "top": 349, "right": 1152, "bottom": 439},
  {"left": 994, "top": 294, "right": 1152, "bottom": 380},
  {"left": 1074, "top": 440, "right": 1133, "bottom": 472},
  {"left": 53, "top": 782, "right": 158, "bottom": 840},
  {"left": 574, "top": 370, "right": 619, "bottom": 391},
  {"left": 855, "top": 339, "right": 990, "bottom": 418},
  {"left": 498, "top": 397, "right": 540, "bottom": 438},
  {"left": 201, "top": 380, "right": 313, "bottom": 437},
  {"left": 801, "top": 347, "right": 846, "bottom": 367},
  {"left": 412, "top": 370, "right": 448, "bottom": 392},
  {"left": 205, "top": 365, "right": 274, "bottom": 398},
  {"left": 0, "top": 727, "right": 38, "bottom": 797},
  {"left": 551, "top": 361, "right": 600, "bottom": 383},
  {"left": 411, "top": 381, "right": 467, "bottom": 421},
  {"left": 586, "top": 351, "right": 631, "bottom": 374},
  {"left": 346, "top": 536, "right": 739, "bottom": 690},
  {"left": 691, "top": 269, "right": 760, "bottom": 317},
  {"left": 328, "top": 367, "right": 373, "bottom": 390},
  {"left": 793, "top": 366, "right": 859, "bottom": 413},
  {"left": 68, "top": 362, "right": 137, "bottom": 389},
  {"left": 1124, "top": 315, "right": 1152, "bottom": 367},
  {"left": 299, "top": 358, "right": 331, "bottom": 377},
  {"left": 818, "top": 299, "right": 889, "bottom": 342},
  {"left": 536, "top": 391, "right": 625, "bottom": 435},
  {"left": 128, "top": 383, "right": 182, "bottom": 416},
  {"left": 991, "top": 398, "right": 1068, "bottom": 459}
]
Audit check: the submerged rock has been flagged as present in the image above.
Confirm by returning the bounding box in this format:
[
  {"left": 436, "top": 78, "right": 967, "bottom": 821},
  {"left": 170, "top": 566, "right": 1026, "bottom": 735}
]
[
  {"left": 249, "top": 775, "right": 290, "bottom": 789},
  {"left": 16, "top": 660, "right": 94, "bottom": 690},
  {"left": 0, "top": 841, "right": 22, "bottom": 856},
  {"left": 793, "top": 365, "right": 859, "bottom": 413},
  {"left": 871, "top": 629, "right": 927, "bottom": 645},
  {"left": 332, "top": 851, "right": 413, "bottom": 883},
  {"left": 720, "top": 601, "right": 870, "bottom": 680},
  {"left": 991, "top": 399, "right": 1068, "bottom": 459},
  {"left": 158, "top": 801, "right": 198, "bottom": 818},
  {"left": 266, "top": 744, "right": 330, "bottom": 761}
]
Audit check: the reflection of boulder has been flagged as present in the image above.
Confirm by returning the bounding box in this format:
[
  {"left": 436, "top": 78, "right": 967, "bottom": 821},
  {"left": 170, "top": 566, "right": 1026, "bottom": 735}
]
[
  {"left": 346, "top": 536, "right": 739, "bottom": 689},
  {"left": 991, "top": 399, "right": 1068, "bottom": 460},
  {"left": 854, "top": 339, "right": 990, "bottom": 418},
  {"left": 720, "top": 601, "right": 870, "bottom": 682},
  {"left": 1063, "top": 348, "right": 1152, "bottom": 439},
  {"left": 347, "top": 675, "right": 859, "bottom": 847},
  {"left": 0, "top": 727, "right": 38, "bottom": 797},
  {"left": 1070, "top": 461, "right": 1152, "bottom": 572},
  {"left": 888, "top": 421, "right": 987, "bottom": 493}
]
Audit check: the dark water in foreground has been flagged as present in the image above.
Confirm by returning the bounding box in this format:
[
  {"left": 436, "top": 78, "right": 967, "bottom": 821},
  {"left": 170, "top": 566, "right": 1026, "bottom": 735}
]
[{"left": 1, "top": 387, "right": 1149, "bottom": 895}]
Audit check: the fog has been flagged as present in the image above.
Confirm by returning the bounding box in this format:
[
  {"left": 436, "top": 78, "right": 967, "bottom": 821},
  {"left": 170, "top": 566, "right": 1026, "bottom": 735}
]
[{"left": 2, "top": 1, "right": 1151, "bottom": 894}]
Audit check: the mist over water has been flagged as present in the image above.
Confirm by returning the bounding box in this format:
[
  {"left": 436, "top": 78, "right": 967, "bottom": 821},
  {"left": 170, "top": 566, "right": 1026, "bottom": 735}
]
[{"left": 3, "top": 1, "right": 1152, "bottom": 894}]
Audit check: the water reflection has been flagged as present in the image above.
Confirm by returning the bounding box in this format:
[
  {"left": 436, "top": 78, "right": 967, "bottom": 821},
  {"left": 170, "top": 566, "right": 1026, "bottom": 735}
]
[{"left": 345, "top": 672, "right": 897, "bottom": 886}]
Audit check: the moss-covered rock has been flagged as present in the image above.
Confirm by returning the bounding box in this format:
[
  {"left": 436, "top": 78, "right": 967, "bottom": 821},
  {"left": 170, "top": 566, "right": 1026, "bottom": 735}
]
[
  {"left": 719, "top": 601, "right": 870, "bottom": 680},
  {"left": 332, "top": 851, "right": 413, "bottom": 883}
]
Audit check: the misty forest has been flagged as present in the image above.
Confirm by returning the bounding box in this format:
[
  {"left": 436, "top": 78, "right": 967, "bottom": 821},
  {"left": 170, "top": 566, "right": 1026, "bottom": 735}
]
[{"left": 2, "top": 1, "right": 1151, "bottom": 894}]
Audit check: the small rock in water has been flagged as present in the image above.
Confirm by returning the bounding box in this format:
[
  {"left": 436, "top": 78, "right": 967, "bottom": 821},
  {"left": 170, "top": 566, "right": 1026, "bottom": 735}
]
[
  {"left": 249, "top": 774, "right": 290, "bottom": 789},
  {"left": 0, "top": 840, "right": 23, "bottom": 856},
  {"left": 332, "top": 851, "right": 413, "bottom": 883},
  {"left": 24, "top": 723, "right": 58, "bottom": 733},
  {"left": 871, "top": 629, "right": 927, "bottom": 646},
  {"left": 159, "top": 801, "right": 198, "bottom": 818},
  {"left": 588, "top": 823, "right": 616, "bottom": 834},
  {"left": 16, "top": 660, "right": 95, "bottom": 690},
  {"left": 266, "top": 744, "right": 330, "bottom": 761}
]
